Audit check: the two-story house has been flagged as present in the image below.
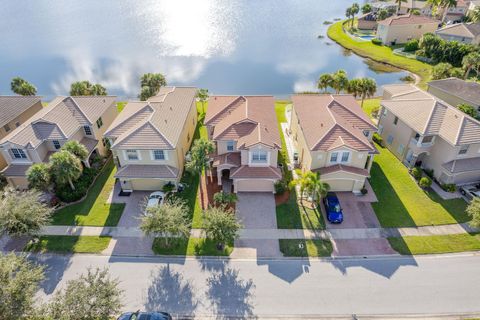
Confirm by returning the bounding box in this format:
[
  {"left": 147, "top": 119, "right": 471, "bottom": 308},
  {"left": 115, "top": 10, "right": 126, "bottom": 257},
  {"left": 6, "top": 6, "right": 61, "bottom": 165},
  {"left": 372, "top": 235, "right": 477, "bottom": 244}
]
[
  {"left": 0, "top": 96, "right": 117, "bottom": 189},
  {"left": 289, "top": 94, "right": 377, "bottom": 194},
  {"left": 377, "top": 14, "right": 439, "bottom": 45},
  {"left": 104, "top": 86, "right": 197, "bottom": 192},
  {"left": 0, "top": 96, "right": 43, "bottom": 171},
  {"left": 379, "top": 84, "right": 480, "bottom": 185},
  {"left": 205, "top": 96, "right": 282, "bottom": 193}
]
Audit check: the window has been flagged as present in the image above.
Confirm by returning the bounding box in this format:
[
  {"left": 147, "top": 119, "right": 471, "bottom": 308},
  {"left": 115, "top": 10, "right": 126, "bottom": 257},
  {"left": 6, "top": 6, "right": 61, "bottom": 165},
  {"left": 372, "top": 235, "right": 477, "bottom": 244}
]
[
  {"left": 96, "top": 117, "right": 103, "bottom": 129},
  {"left": 397, "top": 144, "right": 405, "bottom": 155},
  {"left": 459, "top": 145, "right": 469, "bottom": 155},
  {"left": 11, "top": 148, "right": 27, "bottom": 159},
  {"left": 126, "top": 149, "right": 139, "bottom": 161},
  {"left": 414, "top": 133, "right": 420, "bottom": 141},
  {"left": 251, "top": 150, "right": 268, "bottom": 163},
  {"left": 53, "top": 140, "right": 61, "bottom": 149},
  {"left": 393, "top": 116, "right": 399, "bottom": 125},
  {"left": 341, "top": 152, "right": 350, "bottom": 163},
  {"left": 387, "top": 134, "right": 394, "bottom": 145},
  {"left": 422, "top": 135, "right": 434, "bottom": 144},
  {"left": 84, "top": 125, "right": 92, "bottom": 135},
  {"left": 363, "top": 130, "right": 370, "bottom": 137},
  {"left": 382, "top": 108, "right": 387, "bottom": 116},
  {"left": 227, "top": 141, "right": 234, "bottom": 151},
  {"left": 4, "top": 124, "right": 10, "bottom": 132},
  {"left": 153, "top": 150, "right": 165, "bottom": 160},
  {"left": 378, "top": 124, "right": 384, "bottom": 134},
  {"left": 330, "top": 152, "right": 338, "bottom": 162}
]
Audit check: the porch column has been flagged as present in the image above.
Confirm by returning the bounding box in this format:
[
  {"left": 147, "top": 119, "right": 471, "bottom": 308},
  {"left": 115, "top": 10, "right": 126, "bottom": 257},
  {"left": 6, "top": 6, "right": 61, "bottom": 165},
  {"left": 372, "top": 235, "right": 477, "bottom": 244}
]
[
  {"left": 367, "top": 154, "right": 374, "bottom": 172},
  {"left": 83, "top": 159, "right": 90, "bottom": 168},
  {"left": 217, "top": 167, "right": 222, "bottom": 185}
]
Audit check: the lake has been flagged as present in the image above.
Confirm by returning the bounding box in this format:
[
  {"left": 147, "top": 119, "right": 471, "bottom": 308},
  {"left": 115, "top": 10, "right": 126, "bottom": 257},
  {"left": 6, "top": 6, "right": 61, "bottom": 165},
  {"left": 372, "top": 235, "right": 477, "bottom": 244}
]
[{"left": 0, "top": 0, "right": 408, "bottom": 100}]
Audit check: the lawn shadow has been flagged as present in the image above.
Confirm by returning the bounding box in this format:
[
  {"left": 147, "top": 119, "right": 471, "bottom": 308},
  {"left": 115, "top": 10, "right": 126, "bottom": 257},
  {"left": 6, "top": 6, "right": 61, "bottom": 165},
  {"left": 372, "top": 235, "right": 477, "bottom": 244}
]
[
  {"left": 423, "top": 188, "right": 470, "bottom": 225},
  {"left": 144, "top": 264, "right": 199, "bottom": 317}
]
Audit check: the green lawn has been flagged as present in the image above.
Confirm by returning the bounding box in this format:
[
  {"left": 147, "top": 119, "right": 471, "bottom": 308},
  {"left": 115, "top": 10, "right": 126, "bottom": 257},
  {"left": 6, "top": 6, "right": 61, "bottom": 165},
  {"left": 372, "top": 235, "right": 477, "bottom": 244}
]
[
  {"left": 370, "top": 145, "right": 469, "bottom": 227},
  {"left": 279, "top": 239, "right": 333, "bottom": 257},
  {"left": 24, "top": 236, "right": 111, "bottom": 253},
  {"left": 361, "top": 98, "right": 380, "bottom": 119},
  {"left": 117, "top": 101, "right": 127, "bottom": 112},
  {"left": 275, "top": 101, "right": 292, "bottom": 182},
  {"left": 327, "top": 21, "right": 432, "bottom": 89},
  {"left": 152, "top": 237, "right": 233, "bottom": 256},
  {"left": 388, "top": 233, "right": 480, "bottom": 255},
  {"left": 276, "top": 192, "right": 326, "bottom": 229},
  {"left": 52, "top": 160, "right": 126, "bottom": 226}
]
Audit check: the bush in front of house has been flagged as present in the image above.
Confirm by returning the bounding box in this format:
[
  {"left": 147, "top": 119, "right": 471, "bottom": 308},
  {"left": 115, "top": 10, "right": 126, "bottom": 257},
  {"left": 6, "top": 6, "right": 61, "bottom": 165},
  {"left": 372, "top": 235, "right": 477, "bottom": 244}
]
[
  {"left": 55, "top": 166, "right": 99, "bottom": 203},
  {"left": 274, "top": 180, "right": 288, "bottom": 194},
  {"left": 213, "top": 192, "right": 237, "bottom": 206},
  {"left": 441, "top": 183, "right": 456, "bottom": 193},
  {"left": 411, "top": 167, "right": 423, "bottom": 180},
  {"left": 423, "top": 168, "right": 434, "bottom": 179},
  {"left": 371, "top": 38, "right": 382, "bottom": 45},
  {"left": 404, "top": 39, "right": 419, "bottom": 52},
  {"left": 419, "top": 177, "right": 432, "bottom": 189},
  {"left": 372, "top": 133, "right": 384, "bottom": 147}
]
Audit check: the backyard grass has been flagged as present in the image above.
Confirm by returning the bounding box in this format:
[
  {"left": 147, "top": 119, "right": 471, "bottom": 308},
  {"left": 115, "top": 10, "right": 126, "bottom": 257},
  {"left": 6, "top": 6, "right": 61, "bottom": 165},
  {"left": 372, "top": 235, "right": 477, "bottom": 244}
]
[
  {"left": 275, "top": 100, "right": 292, "bottom": 182},
  {"left": 117, "top": 101, "right": 127, "bottom": 112},
  {"left": 24, "top": 236, "right": 111, "bottom": 253},
  {"left": 52, "top": 160, "right": 126, "bottom": 226},
  {"left": 279, "top": 239, "right": 333, "bottom": 257},
  {"left": 152, "top": 237, "right": 233, "bottom": 256},
  {"left": 361, "top": 98, "right": 380, "bottom": 119},
  {"left": 370, "top": 145, "right": 469, "bottom": 227},
  {"left": 276, "top": 192, "right": 326, "bottom": 229},
  {"left": 327, "top": 21, "right": 432, "bottom": 89},
  {"left": 388, "top": 233, "right": 480, "bottom": 255}
]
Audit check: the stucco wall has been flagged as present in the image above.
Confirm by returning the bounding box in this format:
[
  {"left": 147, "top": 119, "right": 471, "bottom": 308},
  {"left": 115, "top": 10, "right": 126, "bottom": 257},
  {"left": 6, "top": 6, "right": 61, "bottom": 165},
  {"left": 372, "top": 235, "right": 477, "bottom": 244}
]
[
  {"left": 378, "top": 107, "right": 415, "bottom": 161},
  {"left": 378, "top": 22, "right": 438, "bottom": 44}
]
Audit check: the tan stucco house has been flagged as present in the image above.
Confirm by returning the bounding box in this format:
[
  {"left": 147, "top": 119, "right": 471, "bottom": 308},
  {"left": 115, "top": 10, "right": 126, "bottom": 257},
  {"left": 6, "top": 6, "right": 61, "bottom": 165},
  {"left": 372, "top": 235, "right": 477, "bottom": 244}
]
[
  {"left": 377, "top": 14, "right": 439, "bottom": 45},
  {"left": 289, "top": 94, "right": 377, "bottom": 194},
  {"left": 428, "top": 78, "right": 480, "bottom": 111},
  {"left": 0, "top": 96, "right": 43, "bottom": 171},
  {"left": 435, "top": 22, "right": 480, "bottom": 44},
  {"left": 379, "top": 84, "right": 480, "bottom": 185},
  {"left": 205, "top": 96, "right": 282, "bottom": 193},
  {"left": 0, "top": 96, "right": 117, "bottom": 189},
  {"left": 104, "top": 87, "right": 197, "bottom": 192}
]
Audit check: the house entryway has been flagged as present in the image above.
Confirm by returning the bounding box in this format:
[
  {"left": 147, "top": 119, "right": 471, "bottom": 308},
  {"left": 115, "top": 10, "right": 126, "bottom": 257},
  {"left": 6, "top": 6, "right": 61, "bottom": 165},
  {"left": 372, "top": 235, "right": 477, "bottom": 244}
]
[{"left": 221, "top": 169, "right": 233, "bottom": 194}]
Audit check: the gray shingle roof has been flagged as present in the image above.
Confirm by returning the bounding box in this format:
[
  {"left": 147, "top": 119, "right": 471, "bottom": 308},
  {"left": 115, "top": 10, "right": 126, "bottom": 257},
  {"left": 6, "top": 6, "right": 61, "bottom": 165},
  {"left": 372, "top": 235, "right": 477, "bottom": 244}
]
[
  {"left": 435, "top": 22, "right": 480, "bottom": 38},
  {"left": 0, "top": 96, "right": 41, "bottom": 127},
  {"left": 428, "top": 78, "right": 480, "bottom": 106}
]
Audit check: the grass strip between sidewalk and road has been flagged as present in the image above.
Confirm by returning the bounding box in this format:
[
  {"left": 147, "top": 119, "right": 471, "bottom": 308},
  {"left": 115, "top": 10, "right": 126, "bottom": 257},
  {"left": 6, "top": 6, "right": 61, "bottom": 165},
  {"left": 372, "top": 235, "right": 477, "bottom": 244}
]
[
  {"left": 388, "top": 233, "right": 480, "bottom": 255},
  {"left": 24, "top": 236, "right": 111, "bottom": 253},
  {"left": 279, "top": 239, "right": 333, "bottom": 257},
  {"left": 152, "top": 237, "right": 233, "bottom": 256}
]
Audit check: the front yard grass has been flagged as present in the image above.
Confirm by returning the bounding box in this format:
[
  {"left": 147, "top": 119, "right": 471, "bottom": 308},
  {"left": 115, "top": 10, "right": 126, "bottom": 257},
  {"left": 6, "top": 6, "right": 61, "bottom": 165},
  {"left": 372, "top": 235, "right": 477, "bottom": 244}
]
[
  {"left": 370, "top": 145, "right": 469, "bottom": 227},
  {"left": 388, "top": 233, "right": 480, "bottom": 255},
  {"left": 279, "top": 239, "right": 333, "bottom": 257},
  {"left": 24, "top": 236, "right": 111, "bottom": 253},
  {"left": 276, "top": 192, "right": 326, "bottom": 229},
  {"left": 152, "top": 237, "right": 233, "bottom": 256},
  {"left": 52, "top": 160, "right": 126, "bottom": 226}
]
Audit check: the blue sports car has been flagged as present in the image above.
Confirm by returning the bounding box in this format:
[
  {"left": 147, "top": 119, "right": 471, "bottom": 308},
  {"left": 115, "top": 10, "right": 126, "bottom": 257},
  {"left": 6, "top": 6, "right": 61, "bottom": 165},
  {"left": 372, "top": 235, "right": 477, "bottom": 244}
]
[{"left": 323, "top": 192, "right": 343, "bottom": 223}]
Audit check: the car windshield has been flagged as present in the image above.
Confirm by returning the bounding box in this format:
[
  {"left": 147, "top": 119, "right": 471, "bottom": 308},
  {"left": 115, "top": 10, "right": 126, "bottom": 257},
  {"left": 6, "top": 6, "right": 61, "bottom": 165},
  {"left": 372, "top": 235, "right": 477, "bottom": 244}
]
[{"left": 150, "top": 195, "right": 162, "bottom": 199}]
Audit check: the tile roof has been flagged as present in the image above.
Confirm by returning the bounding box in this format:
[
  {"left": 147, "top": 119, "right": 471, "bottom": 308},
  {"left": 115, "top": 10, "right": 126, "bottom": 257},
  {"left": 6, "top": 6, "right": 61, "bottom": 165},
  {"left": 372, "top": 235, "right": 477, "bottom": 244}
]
[
  {"left": 435, "top": 22, "right": 480, "bottom": 38},
  {"left": 428, "top": 78, "right": 480, "bottom": 106},
  {"left": 291, "top": 94, "right": 376, "bottom": 152},
  {"left": 443, "top": 157, "right": 480, "bottom": 173},
  {"left": 230, "top": 165, "right": 282, "bottom": 179},
  {"left": 114, "top": 164, "right": 179, "bottom": 179},
  {"left": 314, "top": 164, "right": 370, "bottom": 177},
  {"left": 378, "top": 14, "right": 439, "bottom": 26},
  {"left": 105, "top": 87, "right": 196, "bottom": 149},
  {"left": 382, "top": 84, "right": 480, "bottom": 145},
  {"left": 0, "top": 96, "right": 41, "bottom": 127},
  {"left": 1, "top": 164, "right": 30, "bottom": 177},
  {"left": 205, "top": 96, "right": 281, "bottom": 149},
  {"left": 0, "top": 96, "right": 116, "bottom": 148},
  {"left": 213, "top": 152, "right": 241, "bottom": 167},
  {"left": 80, "top": 137, "right": 99, "bottom": 153}
]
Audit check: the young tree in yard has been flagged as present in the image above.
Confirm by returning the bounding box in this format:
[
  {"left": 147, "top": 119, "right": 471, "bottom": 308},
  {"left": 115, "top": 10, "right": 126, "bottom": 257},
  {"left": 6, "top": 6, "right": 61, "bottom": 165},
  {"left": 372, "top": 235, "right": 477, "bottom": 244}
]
[
  {"left": 0, "top": 188, "right": 52, "bottom": 236},
  {"left": 196, "top": 88, "right": 209, "bottom": 114},
  {"left": 361, "top": 3, "right": 372, "bottom": 14},
  {"left": 185, "top": 138, "right": 215, "bottom": 206},
  {"left": 432, "top": 62, "right": 454, "bottom": 80},
  {"left": 139, "top": 73, "right": 167, "bottom": 101},
  {"left": 457, "top": 103, "right": 478, "bottom": 118},
  {"left": 462, "top": 52, "right": 480, "bottom": 79},
  {"left": 466, "top": 198, "right": 480, "bottom": 228},
  {"left": 49, "top": 150, "right": 83, "bottom": 190},
  {"left": 140, "top": 199, "right": 191, "bottom": 248},
  {"left": 289, "top": 170, "right": 315, "bottom": 201},
  {"left": 45, "top": 267, "right": 123, "bottom": 320},
  {"left": 331, "top": 70, "right": 349, "bottom": 94},
  {"left": 309, "top": 173, "right": 330, "bottom": 205},
  {"left": 0, "top": 253, "right": 44, "bottom": 319},
  {"left": 377, "top": 9, "right": 389, "bottom": 21},
  {"left": 26, "top": 163, "right": 51, "bottom": 191},
  {"left": 62, "top": 140, "right": 89, "bottom": 161},
  {"left": 202, "top": 206, "right": 242, "bottom": 250},
  {"left": 317, "top": 73, "right": 333, "bottom": 92},
  {"left": 10, "top": 77, "right": 37, "bottom": 96}
]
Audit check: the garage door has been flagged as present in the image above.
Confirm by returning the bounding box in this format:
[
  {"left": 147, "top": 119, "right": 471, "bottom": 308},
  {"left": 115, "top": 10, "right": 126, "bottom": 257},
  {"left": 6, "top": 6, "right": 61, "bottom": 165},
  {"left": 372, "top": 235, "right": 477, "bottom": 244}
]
[
  {"left": 236, "top": 179, "right": 274, "bottom": 193},
  {"left": 324, "top": 179, "right": 355, "bottom": 192},
  {"left": 131, "top": 179, "right": 169, "bottom": 191}
]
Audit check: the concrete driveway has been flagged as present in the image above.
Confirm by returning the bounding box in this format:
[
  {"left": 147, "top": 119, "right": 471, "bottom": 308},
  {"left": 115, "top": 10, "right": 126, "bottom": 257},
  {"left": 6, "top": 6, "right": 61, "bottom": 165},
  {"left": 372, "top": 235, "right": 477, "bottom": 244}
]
[{"left": 117, "top": 191, "right": 150, "bottom": 228}]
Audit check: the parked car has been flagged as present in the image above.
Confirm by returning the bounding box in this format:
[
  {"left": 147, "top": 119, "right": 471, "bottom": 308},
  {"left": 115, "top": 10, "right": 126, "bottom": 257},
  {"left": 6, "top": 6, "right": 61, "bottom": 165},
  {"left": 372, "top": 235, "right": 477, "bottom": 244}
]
[
  {"left": 459, "top": 183, "right": 480, "bottom": 201},
  {"left": 323, "top": 192, "right": 343, "bottom": 223},
  {"left": 145, "top": 191, "right": 166, "bottom": 212},
  {"left": 117, "top": 311, "right": 172, "bottom": 320}
]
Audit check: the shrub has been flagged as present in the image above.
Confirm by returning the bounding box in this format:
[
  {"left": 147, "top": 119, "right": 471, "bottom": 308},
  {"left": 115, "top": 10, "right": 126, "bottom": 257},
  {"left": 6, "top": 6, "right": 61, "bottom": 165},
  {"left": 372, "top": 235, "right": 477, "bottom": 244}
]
[
  {"left": 404, "top": 39, "right": 419, "bottom": 52},
  {"left": 55, "top": 167, "right": 99, "bottom": 203},
  {"left": 371, "top": 38, "right": 382, "bottom": 45},
  {"left": 411, "top": 167, "right": 423, "bottom": 180},
  {"left": 213, "top": 192, "right": 237, "bottom": 206},
  {"left": 441, "top": 183, "right": 456, "bottom": 193},
  {"left": 373, "top": 133, "right": 384, "bottom": 146},
  {"left": 162, "top": 182, "right": 175, "bottom": 193},
  {"left": 274, "top": 180, "right": 288, "bottom": 194},
  {"left": 419, "top": 177, "right": 432, "bottom": 189},
  {"left": 423, "top": 168, "right": 434, "bottom": 178},
  {"left": 457, "top": 103, "right": 478, "bottom": 118},
  {"left": 400, "top": 75, "right": 415, "bottom": 83}
]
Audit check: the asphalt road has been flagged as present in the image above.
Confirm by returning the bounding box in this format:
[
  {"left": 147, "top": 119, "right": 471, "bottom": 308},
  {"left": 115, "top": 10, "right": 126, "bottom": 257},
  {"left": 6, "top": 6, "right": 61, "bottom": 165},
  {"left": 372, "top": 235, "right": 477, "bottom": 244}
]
[{"left": 33, "top": 253, "right": 480, "bottom": 318}]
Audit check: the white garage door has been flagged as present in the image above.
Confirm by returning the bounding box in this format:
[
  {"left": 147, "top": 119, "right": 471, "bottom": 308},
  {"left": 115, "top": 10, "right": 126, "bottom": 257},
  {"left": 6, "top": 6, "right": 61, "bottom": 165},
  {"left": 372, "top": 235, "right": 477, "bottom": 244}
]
[
  {"left": 236, "top": 179, "right": 274, "bottom": 193},
  {"left": 324, "top": 179, "right": 355, "bottom": 192}
]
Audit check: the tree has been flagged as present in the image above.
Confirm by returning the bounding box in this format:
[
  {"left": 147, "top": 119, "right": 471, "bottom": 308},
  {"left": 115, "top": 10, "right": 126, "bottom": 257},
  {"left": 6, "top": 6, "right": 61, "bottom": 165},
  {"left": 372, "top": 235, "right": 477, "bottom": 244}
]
[
  {"left": 91, "top": 83, "right": 107, "bottom": 95},
  {"left": 411, "top": 8, "right": 421, "bottom": 15},
  {"left": 466, "top": 197, "right": 480, "bottom": 228},
  {"left": 70, "top": 80, "right": 107, "bottom": 96},
  {"left": 140, "top": 199, "right": 191, "bottom": 248},
  {"left": 361, "top": 3, "right": 372, "bottom": 14},
  {"left": 10, "top": 77, "right": 37, "bottom": 96},
  {"left": 419, "top": 176, "right": 432, "bottom": 189},
  {"left": 0, "top": 188, "right": 52, "bottom": 236},
  {"left": 185, "top": 138, "right": 215, "bottom": 206},
  {"left": 377, "top": 8, "right": 389, "bottom": 21},
  {"left": 196, "top": 88, "right": 209, "bottom": 114},
  {"left": 471, "top": 7, "right": 480, "bottom": 22},
  {"left": 289, "top": 169, "right": 315, "bottom": 201},
  {"left": 345, "top": 7, "right": 353, "bottom": 26},
  {"left": 331, "top": 70, "right": 349, "bottom": 94},
  {"left": 432, "top": 62, "right": 454, "bottom": 79},
  {"left": 394, "top": 0, "right": 407, "bottom": 14},
  {"left": 26, "top": 163, "right": 51, "bottom": 191},
  {"left": 317, "top": 73, "right": 333, "bottom": 92},
  {"left": 350, "top": 3, "right": 360, "bottom": 27},
  {"left": 347, "top": 78, "right": 362, "bottom": 98},
  {"left": 202, "top": 206, "right": 242, "bottom": 250},
  {"left": 440, "top": 0, "right": 458, "bottom": 21},
  {"left": 46, "top": 267, "right": 123, "bottom": 320},
  {"left": 0, "top": 253, "right": 44, "bottom": 319},
  {"left": 49, "top": 150, "right": 83, "bottom": 190},
  {"left": 357, "top": 78, "right": 377, "bottom": 107},
  {"left": 62, "top": 140, "right": 89, "bottom": 161},
  {"left": 462, "top": 52, "right": 480, "bottom": 79},
  {"left": 139, "top": 73, "right": 167, "bottom": 101},
  {"left": 309, "top": 172, "right": 330, "bottom": 205},
  {"left": 457, "top": 103, "right": 478, "bottom": 118}
]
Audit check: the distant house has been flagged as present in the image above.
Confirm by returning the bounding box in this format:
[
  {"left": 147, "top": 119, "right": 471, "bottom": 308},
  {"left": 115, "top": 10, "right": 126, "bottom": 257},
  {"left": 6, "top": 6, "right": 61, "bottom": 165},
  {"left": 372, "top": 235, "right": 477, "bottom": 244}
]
[
  {"left": 104, "top": 87, "right": 197, "bottom": 192},
  {"left": 442, "top": 0, "right": 469, "bottom": 22},
  {"left": 378, "top": 84, "right": 480, "bottom": 185},
  {"left": 435, "top": 22, "right": 480, "bottom": 44},
  {"left": 428, "top": 78, "right": 480, "bottom": 111},
  {"left": 377, "top": 14, "right": 439, "bottom": 45},
  {"left": 0, "top": 96, "right": 43, "bottom": 171},
  {"left": 289, "top": 94, "right": 377, "bottom": 194},
  {"left": 205, "top": 96, "right": 282, "bottom": 193},
  {"left": 371, "top": 0, "right": 432, "bottom": 16},
  {"left": 358, "top": 13, "right": 378, "bottom": 30},
  {"left": 468, "top": 0, "right": 480, "bottom": 15},
  {"left": 0, "top": 96, "right": 117, "bottom": 189}
]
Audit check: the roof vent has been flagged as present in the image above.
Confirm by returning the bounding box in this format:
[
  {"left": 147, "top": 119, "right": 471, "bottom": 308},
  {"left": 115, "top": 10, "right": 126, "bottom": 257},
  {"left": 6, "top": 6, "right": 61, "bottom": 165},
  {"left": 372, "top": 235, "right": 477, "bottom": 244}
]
[
  {"left": 321, "top": 123, "right": 323, "bottom": 127},
  {"left": 165, "top": 119, "right": 167, "bottom": 124},
  {"left": 103, "top": 99, "right": 105, "bottom": 103}
]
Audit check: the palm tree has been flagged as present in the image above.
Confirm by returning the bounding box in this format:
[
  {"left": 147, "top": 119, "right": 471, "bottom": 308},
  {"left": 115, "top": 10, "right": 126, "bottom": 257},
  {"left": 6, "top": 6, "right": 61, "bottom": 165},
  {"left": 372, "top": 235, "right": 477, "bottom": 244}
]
[
  {"left": 427, "top": 0, "right": 441, "bottom": 18},
  {"left": 471, "top": 7, "right": 480, "bottom": 22},
  {"left": 185, "top": 138, "right": 215, "bottom": 208},
  {"left": 361, "top": 3, "right": 372, "bottom": 14},
  {"left": 139, "top": 73, "right": 167, "bottom": 101},
  {"left": 462, "top": 52, "right": 480, "bottom": 79},
  {"left": 350, "top": 3, "right": 360, "bottom": 27},
  {"left": 394, "top": 0, "right": 407, "bottom": 14},
  {"left": 289, "top": 170, "right": 315, "bottom": 201},
  {"left": 309, "top": 173, "right": 330, "bottom": 205},
  {"left": 26, "top": 163, "right": 51, "bottom": 191},
  {"left": 49, "top": 150, "right": 83, "bottom": 190},
  {"left": 331, "top": 70, "right": 349, "bottom": 94},
  {"left": 347, "top": 78, "right": 362, "bottom": 98},
  {"left": 62, "top": 140, "right": 89, "bottom": 161},
  {"left": 91, "top": 83, "right": 107, "bottom": 95},
  {"left": 196, "top": 89, "right": 209, "bottom": 114},
  {"left": 358, "top": 78, "right": 377, "bottom": 107},
  {"left": 317, "top": 73, "right": 333, "bottom": 93},
  {"left": 345, "top": 7, "right": 353, "bottom": 26},
  {"left": 10, "top": 77, "right": 37, "bottom": 96},
  {"left": 439, "top": 0, "right": 458, "bottom": 21}
]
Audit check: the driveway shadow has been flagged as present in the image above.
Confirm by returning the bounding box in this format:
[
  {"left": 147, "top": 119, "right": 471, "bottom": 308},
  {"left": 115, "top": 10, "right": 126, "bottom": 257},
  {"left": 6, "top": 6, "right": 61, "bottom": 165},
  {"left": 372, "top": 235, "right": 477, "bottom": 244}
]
[
  {"left": 258, "top": 259, "right": 311, "bottom": 283},
  {"left": 30, "top": 254, "right": 72, "bottom": 295},
  {"left": 330, "top": 255, "right": 418, "bottom": 278}
]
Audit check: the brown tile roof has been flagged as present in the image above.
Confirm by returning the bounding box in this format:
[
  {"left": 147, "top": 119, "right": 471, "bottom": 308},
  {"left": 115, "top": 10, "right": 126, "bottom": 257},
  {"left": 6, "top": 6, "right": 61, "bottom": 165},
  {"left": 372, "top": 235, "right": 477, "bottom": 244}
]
[
  {"left": 291, "top": 94, "right": 376, "bottom": 152},
  {"left": 230, "top": 166, "right": 282, "bottom": 179},
  {"left": 115, "top": 164, "right": 179, "bottom": 179},
  {"left": 1, "top": 164, "right": 30, "bottom": 177},
  {"left": 0, "top": 96, "right": 41, "bottom": 127},
  {"left": 105, "top": 87, "right": 196, "bottom": 149},
  {"left": 205, "top": 96, "right": 281, "bottom": 149},
  {"left": 213, "top": 152, "right": 241, "bottom": 167},
  {"left": 378, "top": 14, "right": 439, "bottom": 26},
  {"left": 314, "top": 164, "right": 370, "bottom": 177}
]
